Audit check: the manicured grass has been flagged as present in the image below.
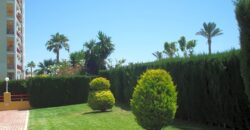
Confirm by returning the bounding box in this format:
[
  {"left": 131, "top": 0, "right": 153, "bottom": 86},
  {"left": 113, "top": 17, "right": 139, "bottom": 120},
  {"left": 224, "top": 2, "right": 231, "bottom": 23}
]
[{"left": 28, "top": 104, "right": 226, "bottom": 130}]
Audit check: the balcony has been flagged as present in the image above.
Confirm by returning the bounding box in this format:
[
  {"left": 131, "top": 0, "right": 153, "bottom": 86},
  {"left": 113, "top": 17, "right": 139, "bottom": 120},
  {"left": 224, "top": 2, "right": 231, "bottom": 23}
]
[
  {"left": 16, "top": 12, "right": 22, "bottom": 23},
  {"left": 17, "top": 65, "right": 23, "bottom": 71},
  {"left": 17, "top": 0, "right": 22, "bottom": 8}
]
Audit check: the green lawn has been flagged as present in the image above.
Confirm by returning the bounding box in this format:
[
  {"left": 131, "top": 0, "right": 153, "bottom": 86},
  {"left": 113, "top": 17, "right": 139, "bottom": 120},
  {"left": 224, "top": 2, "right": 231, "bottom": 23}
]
[{"left": 28, "top": 104, "right": 225, "bottom": 130}]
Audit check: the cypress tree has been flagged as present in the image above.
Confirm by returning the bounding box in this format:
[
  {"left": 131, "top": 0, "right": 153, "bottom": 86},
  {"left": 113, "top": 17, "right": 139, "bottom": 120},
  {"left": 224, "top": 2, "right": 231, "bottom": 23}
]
[{"left": 235, "top": 0, "right": 250, "bottom": 103}]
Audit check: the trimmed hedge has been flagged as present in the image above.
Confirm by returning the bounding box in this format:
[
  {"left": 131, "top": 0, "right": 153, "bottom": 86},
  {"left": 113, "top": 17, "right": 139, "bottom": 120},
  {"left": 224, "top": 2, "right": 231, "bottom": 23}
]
[
  {"left": 27, "top": 76, "right": 93, "bottom": 108},
  {"left": 101, "top": 50, "right": 250, "bottom": 129},
  {"left": 0, "top": 80, "right": 27, "bottom": 94}
]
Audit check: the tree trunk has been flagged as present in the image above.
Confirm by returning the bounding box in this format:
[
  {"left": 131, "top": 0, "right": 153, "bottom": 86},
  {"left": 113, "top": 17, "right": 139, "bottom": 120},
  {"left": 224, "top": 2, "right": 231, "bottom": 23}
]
[
  {"left": 208, "top": 38, "right": 212, "bottom": 54},
  {"left": 30, "top": 67, "right": 33, "bottom": 77},
  {"left": 56, "top": 50, "right": 60, "bottom": 63}
]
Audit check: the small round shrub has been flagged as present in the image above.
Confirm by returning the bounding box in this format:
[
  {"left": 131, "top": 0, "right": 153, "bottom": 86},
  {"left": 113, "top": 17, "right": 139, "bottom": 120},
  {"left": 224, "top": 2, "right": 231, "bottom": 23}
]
[
  {"left": 89, "top": 77, "right": 110, "bottom": 91},
  {"left": 130, "top": 69, "right": 177, "bottom": 130},
  {"left": 88, "top": 90, "right": 115, "bottom": 111}
]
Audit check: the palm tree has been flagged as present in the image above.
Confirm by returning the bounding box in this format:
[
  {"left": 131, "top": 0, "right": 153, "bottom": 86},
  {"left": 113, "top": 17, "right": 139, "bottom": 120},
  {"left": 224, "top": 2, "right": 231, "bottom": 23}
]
[
  {"left": 196, "top": 22, "right": 223, "bottom": 54},
  {"left": 27, "top": 61, "right": 36, "bottom": 77},
  {"left": 164, "top": 42, "right": 178, "bottom": 58},
  {"left": 36, "top": 59, "right": 56, "bottom": 75},
  {"left": 46, "top": 33, "right": 69, "bottom": 63},
  {"left": 186, "top": 40, "right": 196, "bottom": 56},
  {"left": 152, "top": 51, "right": 163, "bottom": 60}
]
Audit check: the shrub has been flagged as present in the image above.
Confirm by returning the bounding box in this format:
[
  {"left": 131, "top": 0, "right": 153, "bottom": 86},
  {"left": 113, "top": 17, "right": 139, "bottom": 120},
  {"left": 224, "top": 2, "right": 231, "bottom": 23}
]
[
  {"left": 0, "top": 80, "right": 27, "bottom": 94},
  {"left": 89, "top": 77, "right": 110, "bottom": 91},
  {"left": 235, "top": 0, "right": 250, "bottom": 104},
  {"left": 88, "top": 77, "right": 115, "bottom": 111},
  {"left": 130, "top": 69, "right": 177, "bottom": 130},
  {"left": 88, "top": 90, "right": 115, "bottom": 111}
]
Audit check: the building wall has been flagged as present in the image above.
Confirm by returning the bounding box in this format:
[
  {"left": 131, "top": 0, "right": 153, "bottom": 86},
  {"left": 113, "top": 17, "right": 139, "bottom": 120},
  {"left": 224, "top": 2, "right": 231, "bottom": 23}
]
[{"left": 0, "top": 0, "right": 25, "bottom": 80}]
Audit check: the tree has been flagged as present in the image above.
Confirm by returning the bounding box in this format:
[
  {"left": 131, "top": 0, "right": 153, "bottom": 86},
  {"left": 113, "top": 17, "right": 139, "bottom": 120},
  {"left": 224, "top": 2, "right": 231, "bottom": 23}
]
[
  {"left": 46, "top": 33, "right": 69, "bottom": 63},
  {"left": 186, "top": 40, "right": 196, "bottom": 56},
  {"left": 70, "top": 50, "right": 84, "bottom": 67},
  {"left": 36, "top": 59, "right": 56, "bottom": 75},
  {"left": 164, "top": 42, "right": 178, "bottom": 58},
  {"left": 196, "top": 22, "right": 223, "bottom": 54},
  {"left": 178, "top": 36, "right": 187, "bottom": 57},
  {"left": 152, "top": 51, "right": 163, "bottom": 60},
  {"left": 235, "top": 0, "right": 250, "bottom": 103},
  {"left": 27, "top": 61, "right": 36, "bottom": 77},
  {"left": 84, "top": 31, "right": 114, "bottom": 75}
]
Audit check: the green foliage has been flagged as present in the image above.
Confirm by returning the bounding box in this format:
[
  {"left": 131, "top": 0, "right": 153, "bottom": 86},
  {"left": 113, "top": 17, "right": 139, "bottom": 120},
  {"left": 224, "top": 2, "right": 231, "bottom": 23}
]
[
  {"left": 88, "top": 77, "right": 115, "bottom": 111},
  {"left": 101, "top": 50, "right": 250, "bottom": 129},
  {"left": 235, "top": 0, "right": 250, "bottom": 104},
  {"left": 164, "top": 42, "right": 178, "bottom": 58},
  {"left": 70, "top": 50, "right": 84, "bottom": 67},
  {"left": 0, "top": 80, "right": 27, "bottom": 94},
  {"left": 178, "top": 36, "right": 187, "bottom": 57},
  {"left": 186, "top": 40, "right": 196, "bottom": 56},
  {"left": 36, "top": 59, "right": 56, "bottom": 75},
  {"left": 27, "top": 76, "right": 93, "bottom": 108},
  {"left": 152, "top": 51, "right": 163, "bottom": 60},
  {"left": 84, "top": 31, "right": 115, "bottom": 75},
  {"left": 88, "top": 90, "right": 115, "bottom": 111},
  {"left": 131, "top": 69, "right": 177, "bottom": 130},
  {"left": 89, "top": 77, "right": 110, "bottom": 91}
]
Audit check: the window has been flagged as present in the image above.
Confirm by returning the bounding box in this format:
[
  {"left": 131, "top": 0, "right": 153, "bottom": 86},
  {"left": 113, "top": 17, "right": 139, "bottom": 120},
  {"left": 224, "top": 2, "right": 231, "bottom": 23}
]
[
  {"left": 6, "top": 3, "right": 14, "bottom": 17},
  {"left": 7, "top": 20, "right": 14, "bottom": 34},
  {"left": 7, "top": 54, "right": 14, "bottom": 69},
  {"left": 7, "top": 38, "right": 14, "bottom": 52}
]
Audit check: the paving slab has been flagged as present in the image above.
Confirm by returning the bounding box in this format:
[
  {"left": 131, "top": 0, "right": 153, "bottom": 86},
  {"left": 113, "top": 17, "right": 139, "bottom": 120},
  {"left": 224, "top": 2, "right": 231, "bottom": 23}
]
[{"left": 0, "top": 110, "right": 29, "bottom": 130}]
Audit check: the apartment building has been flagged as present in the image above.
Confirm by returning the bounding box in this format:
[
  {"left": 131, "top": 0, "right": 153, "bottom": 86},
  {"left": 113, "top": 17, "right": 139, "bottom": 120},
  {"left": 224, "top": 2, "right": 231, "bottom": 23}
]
[{"left": 0, "top": 0, "right": 25, "bottom": 80}]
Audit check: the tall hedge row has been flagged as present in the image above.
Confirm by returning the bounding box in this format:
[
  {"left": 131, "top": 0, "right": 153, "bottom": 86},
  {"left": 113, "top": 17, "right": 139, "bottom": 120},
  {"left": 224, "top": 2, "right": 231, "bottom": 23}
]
[
  {"left": 27, "top": 76, "right": 93, "bottom": 108},
  {"left": 100, "top": 50, "right": 250, "bottom": 129},
  {"left": 235, "top": 0, "right": 250, "bottom": 104}
]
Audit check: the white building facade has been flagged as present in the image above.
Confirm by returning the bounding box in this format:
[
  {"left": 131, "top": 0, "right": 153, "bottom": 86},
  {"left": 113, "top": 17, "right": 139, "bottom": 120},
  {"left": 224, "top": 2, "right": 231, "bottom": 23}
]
[{"left": 0, "top": 0, "right": 25, "bottom": 80}]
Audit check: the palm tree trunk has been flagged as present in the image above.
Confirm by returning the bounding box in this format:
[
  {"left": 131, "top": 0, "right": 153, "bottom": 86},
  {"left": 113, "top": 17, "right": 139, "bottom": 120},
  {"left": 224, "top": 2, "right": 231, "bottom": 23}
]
[
  {"left": 30, "top": 67, "right": 33, "bottom": 77},
  {"left": 208, "top": 38, "right": 212, "bottom": 54},
  {"left": 56, "top": 50, "right": 60, "bottom": 63}
]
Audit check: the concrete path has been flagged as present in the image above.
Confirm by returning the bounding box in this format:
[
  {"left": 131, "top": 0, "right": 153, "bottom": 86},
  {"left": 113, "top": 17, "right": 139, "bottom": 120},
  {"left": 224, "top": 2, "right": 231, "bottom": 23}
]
[{"left": 0, "top": 110, "right": 29, "bottom": 130}]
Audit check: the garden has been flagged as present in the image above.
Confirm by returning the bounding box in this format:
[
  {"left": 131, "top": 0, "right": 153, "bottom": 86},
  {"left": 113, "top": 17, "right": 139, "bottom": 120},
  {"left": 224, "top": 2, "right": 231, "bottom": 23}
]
[{"left": 1, "top": 0, "right": 250, "bottom": 130}]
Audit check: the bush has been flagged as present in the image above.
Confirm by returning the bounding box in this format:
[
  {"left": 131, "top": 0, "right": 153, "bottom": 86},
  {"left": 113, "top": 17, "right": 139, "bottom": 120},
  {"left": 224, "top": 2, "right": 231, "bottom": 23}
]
[
  {"left": 88, "top": 77, "right": 115, "bottom": 111},
  {"left": 130, "top": 69, "right": 177, "bottom": 130},
  {"left": 27, "top": 76, "right": 93, "bottom": 108},
  {"left": 101, "top": 50, "right": 250, "bottom": 129},
  {"left": 235, "top": 0, "right": 250, "bottom": 104},
  {"left": 88, "top": 90, "right": 115, "bottom": 111},
  {"left": 89, "top": 77, "right": 110, "bottom": 91},
  {"left": 0, "top": 80, "right": 27, "bottom": 94}
]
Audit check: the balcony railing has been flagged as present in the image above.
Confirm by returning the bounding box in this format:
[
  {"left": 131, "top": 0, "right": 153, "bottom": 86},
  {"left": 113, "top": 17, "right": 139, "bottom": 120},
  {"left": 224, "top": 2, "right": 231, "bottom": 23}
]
[{"left": 16, "top": 12, "right": 22, "bottom": 23}]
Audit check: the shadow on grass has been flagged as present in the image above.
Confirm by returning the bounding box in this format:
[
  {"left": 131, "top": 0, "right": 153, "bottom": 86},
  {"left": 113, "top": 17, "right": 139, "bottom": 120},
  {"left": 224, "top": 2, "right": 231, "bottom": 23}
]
[
  {"left": 82, "top": 110, "right": 112, "bottom": 115},
  {"left": 115, "top": 103, "right": 131, "bottom": 111},
  {"left": 168, "top": 119, "right": 228, "bottom": 130}
]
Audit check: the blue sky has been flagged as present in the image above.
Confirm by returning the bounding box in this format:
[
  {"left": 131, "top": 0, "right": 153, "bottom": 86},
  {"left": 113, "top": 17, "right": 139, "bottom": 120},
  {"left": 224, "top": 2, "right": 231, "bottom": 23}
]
[{"left": 25, "top": 0, "right": 239, "bottom": 65}]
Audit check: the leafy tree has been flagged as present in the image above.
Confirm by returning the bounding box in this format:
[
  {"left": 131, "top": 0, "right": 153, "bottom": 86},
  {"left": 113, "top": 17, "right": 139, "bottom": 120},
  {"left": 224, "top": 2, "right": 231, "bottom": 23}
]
[
  {"left": 46, "top": 33, "right": 69, "bottom": 63},
  {"left": 84, "top": 31, "right": 114, "bottom": 75},
  {"left": 235, "top": 0, "right": 250, "bottom": 103},
  {"left": 36, "top": 59, "right": 56, "bottom": 75},
  {"left": 164, "top": 42, "right": 178, "bottom": 58},
  {"left": 70, "top": 50, "right": 84, "bottom": 67},
  {"left": 178, "top": 36, "right": 187, "bottom": 57},
  {"left": 106, "top": 58, "right": 126, "bottom": 69},
  {"left": 152, "top": 51, "right": 163, "bottom": 60},
  {"left": 186, "top": 40, "right": 196, "bottom": 56},
  {"left": 27, "top": 61, "right": 36, "bottom": 77},
  {"left": 196, "top": 22, "right": 223, "bottom": 54}
]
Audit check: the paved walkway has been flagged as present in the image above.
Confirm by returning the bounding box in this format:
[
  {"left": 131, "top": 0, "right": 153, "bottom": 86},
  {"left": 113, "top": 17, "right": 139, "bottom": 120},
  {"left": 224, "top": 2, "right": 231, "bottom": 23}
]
[{"left": 0, "top": 110, "right": 29, "bottom": 130}]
